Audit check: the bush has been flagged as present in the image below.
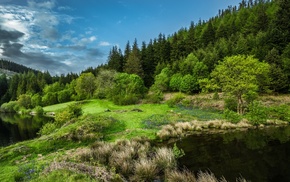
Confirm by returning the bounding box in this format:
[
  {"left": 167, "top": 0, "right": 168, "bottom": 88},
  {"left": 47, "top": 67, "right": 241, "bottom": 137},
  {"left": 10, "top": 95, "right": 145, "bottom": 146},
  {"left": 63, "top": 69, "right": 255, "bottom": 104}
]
[
  {"left": 223, "top": 109, "right": 242, "bottom": 124},
  {"left": 166, "top": 93, "right": 185, "bottom": 107},
  {"left": 172, "top": 143, "right": 185, "bottom": 159},
  {"left": 246, "top": 101, "right": 268, "bottom": 125},
  {"left": 145, "top": 91, "right": 164, "bottom": 104},
  {"left": 38, "top": 122, "right": 57, "bottom": 136},
  {"left": 34, "top": 106, "right": 44, "bottom": 115},
  {"left": 55, "top": 110, "right": 73, "bottom": 126},
  {"left": 224, "top": 97, "right": 237, "bottom": 112},
  {"left": 269, "top": 104, "right": 290, "bottom": 122},
  {"left": 0, "top": 101, "right": 19, "bottom": 113},
  {"left": 68, "top": 103, "right": 83, "bottom": 118}
]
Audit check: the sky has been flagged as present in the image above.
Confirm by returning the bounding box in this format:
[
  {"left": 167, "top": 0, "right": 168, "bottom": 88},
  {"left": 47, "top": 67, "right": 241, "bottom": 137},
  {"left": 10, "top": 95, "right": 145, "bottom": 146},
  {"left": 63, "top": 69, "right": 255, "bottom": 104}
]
[{"left": 0, "top": 0, "right": 241, "bottom": 75}]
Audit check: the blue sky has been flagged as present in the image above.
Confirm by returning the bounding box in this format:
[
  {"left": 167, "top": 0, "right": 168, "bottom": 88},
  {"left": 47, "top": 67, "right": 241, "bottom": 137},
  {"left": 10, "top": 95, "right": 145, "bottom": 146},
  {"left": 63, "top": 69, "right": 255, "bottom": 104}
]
[{"left": 0, "top": 0, "right": 241, "bottom": 75}]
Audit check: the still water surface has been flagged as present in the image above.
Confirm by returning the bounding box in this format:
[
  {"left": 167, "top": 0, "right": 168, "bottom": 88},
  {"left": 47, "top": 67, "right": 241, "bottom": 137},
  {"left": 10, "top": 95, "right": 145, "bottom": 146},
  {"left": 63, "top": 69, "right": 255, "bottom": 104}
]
[
  {"left": 0, "top": 113, "right": 52, "bottom": 147},
  {"left": 177, "top": 126, "right": 290, "bottom": 182}
]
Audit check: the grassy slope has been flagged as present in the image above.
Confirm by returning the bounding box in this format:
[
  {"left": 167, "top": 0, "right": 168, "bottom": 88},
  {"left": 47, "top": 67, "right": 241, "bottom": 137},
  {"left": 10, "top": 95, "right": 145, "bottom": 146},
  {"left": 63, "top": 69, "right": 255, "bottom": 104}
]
[
  {"left": 0, "top": 100, "right": 176, "bottom": 181},
  {"left": 45, "top": 99, "right": 173, "bottom": 140}
]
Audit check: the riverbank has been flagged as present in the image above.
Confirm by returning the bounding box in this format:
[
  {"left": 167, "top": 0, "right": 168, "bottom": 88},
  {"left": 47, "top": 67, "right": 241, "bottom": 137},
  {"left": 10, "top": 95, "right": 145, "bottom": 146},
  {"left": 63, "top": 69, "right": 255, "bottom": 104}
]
[{"left": 0, "top": 96, "right": 289, "bottom": 181}]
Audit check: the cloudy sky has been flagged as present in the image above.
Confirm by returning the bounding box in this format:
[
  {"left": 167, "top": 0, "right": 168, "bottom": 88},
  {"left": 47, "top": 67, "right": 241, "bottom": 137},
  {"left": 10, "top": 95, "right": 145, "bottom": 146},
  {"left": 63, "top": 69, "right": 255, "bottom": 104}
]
[{"left": 0, "top": 0, "right": 241, "bottom": 75}]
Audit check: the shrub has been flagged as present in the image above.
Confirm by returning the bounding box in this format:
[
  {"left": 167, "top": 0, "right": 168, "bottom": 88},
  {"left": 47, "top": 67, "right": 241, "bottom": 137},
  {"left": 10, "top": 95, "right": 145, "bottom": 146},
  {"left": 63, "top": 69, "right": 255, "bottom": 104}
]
[
  {"left": 224, "top": 97, "right": 237, "bottom": 112},
  {"left": 269, "top": 104, "right": 290, "bottom": 122},
  {"left": 246, "top": 101, "right": 268, "bottom": 125},
  {"left": 0, "top": 101, "right": 19, "bottom": 113},
  {"left": 172, "top": 143, "right": 185, "bottom": 159},
  {"left": 166, "top": 93, "right": 185, "bottom": 107},
  {"left": 68, "top": 103, "right": 83, "bottom": 118},
  {"left": 55, "top": 110, "right": 73, "bottom": 126},
  {"left": 34, "top": 106, "right": 44, "bottom": 115},
  {"left": 145, "top": 90, "right": 164, "bottom": 104},
  {"left": 38, "top": 122, "right": 57, "bottom": 136},
  {"left": 223, "top": 109, "right": 242, "bottom": 124}
]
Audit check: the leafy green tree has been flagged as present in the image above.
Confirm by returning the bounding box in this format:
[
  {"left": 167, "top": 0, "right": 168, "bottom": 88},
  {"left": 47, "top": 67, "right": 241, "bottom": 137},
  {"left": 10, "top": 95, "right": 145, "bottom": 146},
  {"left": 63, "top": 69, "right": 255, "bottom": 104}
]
[
  {"left": 57, "top": 90, "right": 71, "bottom": 103},
  {"left": 180, "top": 74, "right": 198, "bottom": 93},
  {"left": 169, "top": 73, "right": 182, "bottom": 91},
  {"left": 109, "top": 73, "right": 146, "bottom": 105},
  {"left": 31, "top": 93, "right": 42, "bottom": 107},
  {"left": 210, "top": 55, "right": 270, "bottom": 114},
  {"left": 94, "top": 69, "right": 117, "bottom": 98},
  {"left": 42, "top": 92, "right": 58, "bottom": 106},
  {"left": 75, "top": 72, "right": 96, "bottom": 99},
  {"left": 17, "top": 94, "right": 32, "bottom": 109},
  {"left": 151, "top": 67, "right": 172, "bottom": 92}
]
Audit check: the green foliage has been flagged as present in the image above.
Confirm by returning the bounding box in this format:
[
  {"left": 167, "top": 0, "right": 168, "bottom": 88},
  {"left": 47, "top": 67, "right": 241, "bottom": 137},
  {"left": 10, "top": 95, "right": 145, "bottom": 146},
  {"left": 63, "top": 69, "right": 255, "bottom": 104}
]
[
  {"left": 68, "top": 103, "right": 83, "bottom": 118},
  {"left": 145, "top": 90, "right": 164, "bottom": 104},
  {"left": 17, "top": 94, "right": 32, "bottom": 109},
  {"left": 172, "top": 143, "right": 185, "bottom": 159},
  {"left": 57, "top": 90, "right": 71, "bottom": 103},
  {"left": 31, "top": 94, "right": 42, "bottom": 107},
  {"left": 151, "top": 67, "right": 172, "bottom": 92},
  {"left": 169, "top": 73, "right": 182, "bottom": 91},
  {"left": 94, "top": 69, "right": 116, "bottom": 99},
  {"left": 42, "top": 92, "right": 58, "bottom": 106},
  {"left": 75, "top": 72, "right": 96, "bottom": 100},
  {"left": 0, "top": 101, "right": 19, "bottom": 113},
  {"left": 180, "top": 74, "right": 198, "bottom": 93},
  {"left": 33, "top": 106, "right": 44, "bottom": 115},
  {"left": 268, "top": 104, "right": 290, "bottom": 122},
  {"left": 211, "top": 55, "right": 270, "bottom": 114},
  {"left": 38, "top": 122, "right": 57, "bottom": 136},
  {"left": 166, "top": 93, "right": 185, "bottom": 107},
  {"left": 246, "top": 101, "right": 268, "bottom": 125},
  {"left": 55, "top": 110, "right": 73, "bottom": 126},
  {"left": 110, "top": 73, "right": 146, "bottom": 105},
  {"left": 223, "top": 109, "right": 242, "bottom": 124},
  {"left": 224, "top": 97, "right": 238, "bottom": 112}
]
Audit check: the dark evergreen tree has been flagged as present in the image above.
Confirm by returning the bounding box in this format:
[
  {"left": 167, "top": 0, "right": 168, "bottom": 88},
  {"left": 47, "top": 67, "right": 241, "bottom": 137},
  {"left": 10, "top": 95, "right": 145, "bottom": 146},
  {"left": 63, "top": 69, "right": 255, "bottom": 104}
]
[{"left": 124, "top": 39, "right": 144, "bottom": 78}]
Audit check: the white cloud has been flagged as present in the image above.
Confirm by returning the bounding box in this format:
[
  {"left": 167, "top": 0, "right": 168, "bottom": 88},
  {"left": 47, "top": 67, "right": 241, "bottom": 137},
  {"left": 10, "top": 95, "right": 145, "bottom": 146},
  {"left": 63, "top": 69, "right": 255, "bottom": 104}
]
[
  {"left": 99, "top": 41, "right": 111, "bottom": 46},
  {"left": 28, "top": 0, "right": 55, "bottom": 10},
  {"left": 0, "top": 2, "right": 106, "bottom": 75}
]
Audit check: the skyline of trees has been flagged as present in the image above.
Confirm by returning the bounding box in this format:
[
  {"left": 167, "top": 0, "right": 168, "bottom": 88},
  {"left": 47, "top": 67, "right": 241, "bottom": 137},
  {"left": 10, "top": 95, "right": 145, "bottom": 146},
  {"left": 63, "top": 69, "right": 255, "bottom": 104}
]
[{"left": 1, "top": 0, "right": 290, "bottom": 109}]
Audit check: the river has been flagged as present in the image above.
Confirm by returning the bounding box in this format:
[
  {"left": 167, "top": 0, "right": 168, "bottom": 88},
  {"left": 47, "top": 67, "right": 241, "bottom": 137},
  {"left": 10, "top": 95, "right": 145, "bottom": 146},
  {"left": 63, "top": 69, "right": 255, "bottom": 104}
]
[
  {"left": 177, "top": 125, "right": 290, "bottom": 182},
  {"left": 0, "top": 113, "right": 52, "bottom": 147}
]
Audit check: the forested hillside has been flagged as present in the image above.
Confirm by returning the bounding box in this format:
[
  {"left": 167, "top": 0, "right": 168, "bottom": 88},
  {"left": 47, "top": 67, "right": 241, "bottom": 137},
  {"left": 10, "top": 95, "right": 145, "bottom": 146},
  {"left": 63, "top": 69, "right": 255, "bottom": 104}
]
[
  {"left": 105, "top": 0, "right": 290, "bottom": 92},
  {"left": 1, "top": 0, "right": 290, "bottom": 109}
]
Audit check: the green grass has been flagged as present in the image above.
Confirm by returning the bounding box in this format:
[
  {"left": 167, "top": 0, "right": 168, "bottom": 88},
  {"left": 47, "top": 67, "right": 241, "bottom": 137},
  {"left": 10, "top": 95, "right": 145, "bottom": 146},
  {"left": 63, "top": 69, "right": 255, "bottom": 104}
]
[{"left": 0, "top": 99, "right": 225, "bottom": 181}]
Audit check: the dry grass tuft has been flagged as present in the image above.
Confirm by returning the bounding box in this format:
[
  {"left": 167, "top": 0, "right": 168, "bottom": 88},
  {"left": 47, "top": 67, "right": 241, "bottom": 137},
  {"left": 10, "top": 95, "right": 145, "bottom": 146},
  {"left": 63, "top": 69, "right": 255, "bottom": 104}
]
[
  {"left": 45, "top": 161, "right": 118, "bottom": 182},
  {"left": 154, "top": 147, "right": 176, "bottom": 171},
  {"left": 132, "top": 158, "right": 157, "bottom": 181},
  {"left": 166, "top": 170, "right": 196, "bottom": 182},
  {"left": 197, "top": 171, "right": 226, "bottom": 182}
]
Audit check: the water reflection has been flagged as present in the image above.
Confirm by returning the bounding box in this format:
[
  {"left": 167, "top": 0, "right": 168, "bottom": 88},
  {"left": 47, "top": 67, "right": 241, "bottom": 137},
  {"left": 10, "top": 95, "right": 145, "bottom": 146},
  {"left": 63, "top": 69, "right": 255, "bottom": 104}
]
[
  {"left": 0, "top": 114, "right": 53, "bottom": 147},
  {"left": 177, "top": 126, "right": 290, "bottom": 182}
]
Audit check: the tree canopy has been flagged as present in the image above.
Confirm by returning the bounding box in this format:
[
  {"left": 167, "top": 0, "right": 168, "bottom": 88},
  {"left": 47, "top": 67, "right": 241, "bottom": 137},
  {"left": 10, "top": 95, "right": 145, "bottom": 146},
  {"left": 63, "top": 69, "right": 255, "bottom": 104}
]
[{"left": 210, "top": 55, "right": 270, "bottom": 114}]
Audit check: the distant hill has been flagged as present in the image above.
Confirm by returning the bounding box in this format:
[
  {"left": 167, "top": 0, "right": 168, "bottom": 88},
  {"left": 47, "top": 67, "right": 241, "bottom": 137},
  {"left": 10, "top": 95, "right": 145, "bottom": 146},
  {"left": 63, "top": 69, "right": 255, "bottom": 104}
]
[
  {"left": 0, "top": 68, "right": 17, "bottom": 78},
  {"left": 0, "top": 59, "right": 39, "bottom": 75}
]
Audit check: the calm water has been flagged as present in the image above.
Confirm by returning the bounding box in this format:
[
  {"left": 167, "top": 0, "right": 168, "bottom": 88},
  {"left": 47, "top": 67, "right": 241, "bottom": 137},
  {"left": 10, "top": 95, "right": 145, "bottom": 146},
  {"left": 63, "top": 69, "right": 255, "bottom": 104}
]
[
  {"left": 0, "top": 113, "right": 52, "bottom": 147},
  {"left": 176, "top": 125, "right": 290, "bottom": 182}
]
